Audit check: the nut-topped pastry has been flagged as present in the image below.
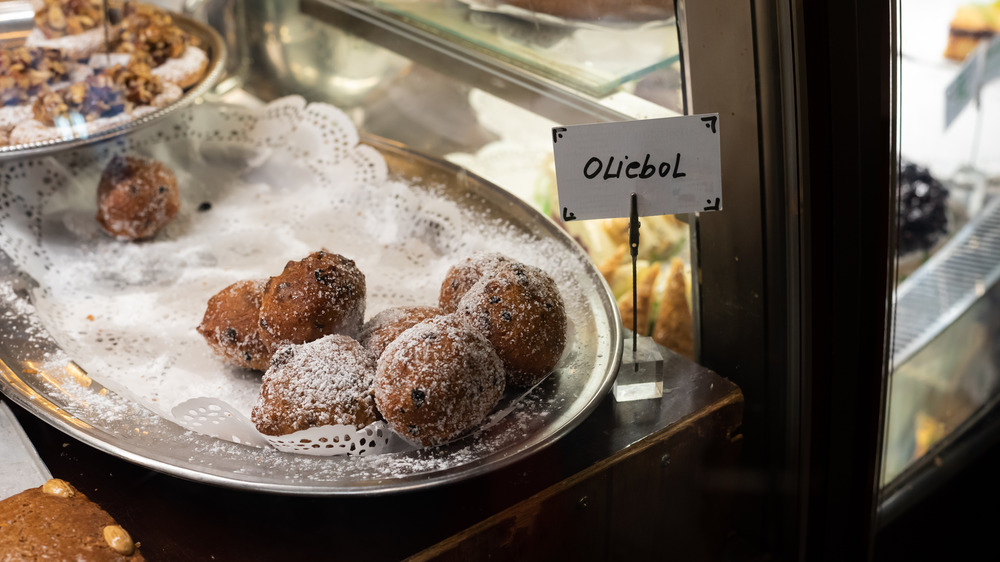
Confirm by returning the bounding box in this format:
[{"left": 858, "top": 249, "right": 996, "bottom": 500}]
[
  {"left": 32, "top": 71, "right": 126, "bottom": 125},
  {"left": 0, "top": 47, "right": 73, "bottom": 95},
  {"left": 34, "top": 0, "right": 106, "bottom": 39},
  {"left": 0, "top": 478, "right": 145, "bottom": 560},
  {"left": 116, "top": 4, "right": 207, "bottom": 88},
  {"left": 27, "top": 0, "right": 121, "bottom": 61}
]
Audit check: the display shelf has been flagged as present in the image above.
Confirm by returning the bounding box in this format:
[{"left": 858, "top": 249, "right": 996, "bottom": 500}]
[
  {"left": 885, "top": 194, "right": 1000, "bottom": 484},
  {"left": 317, "top": 0, "right": 678, "bottom": 98}
]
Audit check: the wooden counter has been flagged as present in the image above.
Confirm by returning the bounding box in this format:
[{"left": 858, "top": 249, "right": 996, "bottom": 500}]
[{"left": 5, "top": 347, "right": 741, "bottom": 561}]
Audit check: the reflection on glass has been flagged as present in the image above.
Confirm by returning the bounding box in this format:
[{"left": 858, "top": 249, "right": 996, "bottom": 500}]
[
  {"left": 887, "top": 0, "right": 1000, "bottom": 487},
  {"left": 342, "top": 0, "right": 680, "bottom": 96}
]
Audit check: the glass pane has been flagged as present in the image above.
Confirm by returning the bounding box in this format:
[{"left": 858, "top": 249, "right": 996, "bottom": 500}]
[
  {"left": 885, "top": 0, "right": 1000, "bottom": 486},
  {"left": 337, "top": 0, "right": 679, "bottom": 96}
]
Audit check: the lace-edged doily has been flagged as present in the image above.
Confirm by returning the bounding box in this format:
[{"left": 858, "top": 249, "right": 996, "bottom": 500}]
[{"left": 0, "top": 96, "right": 581, "bottom": 457}]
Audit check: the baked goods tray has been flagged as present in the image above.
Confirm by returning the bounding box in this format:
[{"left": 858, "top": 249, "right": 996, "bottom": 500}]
[
  {"left": 0, "top": 96, "right": 621, "bottom": 495},
  {"left": 0, "top": 13, "right": 226, "bottom": 160}
]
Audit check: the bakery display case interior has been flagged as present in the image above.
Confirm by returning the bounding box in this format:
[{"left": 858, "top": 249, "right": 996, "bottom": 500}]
[
  {"left": 0, "top": 0, "right": 738, "bottom": 528},
  {"left": 0, "top": 0, "right": 756, "bottom": 558},
  {"left": 882, "top": 0, "right": 1000, "bottom": 513}
]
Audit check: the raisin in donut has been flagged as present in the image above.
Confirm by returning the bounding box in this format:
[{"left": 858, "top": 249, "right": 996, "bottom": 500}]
[
  {"left": 374, "top": 314, "right": 506, "bottom": 446},
  {"left": 0, "top": 478, "right": 144, "bottom": 560},
  {"left": 251, "top": 334, "right": 378, "bottom": 436},
  {"left": 257, "top": 250, "right": 366, "bottom": 353},
  {"left": 358, "top": 305, "right": 444, "bottom": 359},
  {"left": 197, "top": 279, "right": 270, "bottom": 371},
  {"left": 458, "top": 261, "right": 567, "bottom": 387},
  {"left": 438, "top": 251, "right": 513, "bottom": 312},
  {"left": 96, "top": 154, "right": 179, "bottom": 240}
]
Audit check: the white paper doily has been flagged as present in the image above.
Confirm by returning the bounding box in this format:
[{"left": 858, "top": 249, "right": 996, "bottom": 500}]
[{"left": 0, "top": 95, "right": 592, "bottom": 458}]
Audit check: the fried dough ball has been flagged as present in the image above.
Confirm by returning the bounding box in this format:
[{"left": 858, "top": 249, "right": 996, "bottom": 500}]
[
  {"left": 374, "top": 314, "right": 505, "bottom": 446},
  {"left": 358, "top": 305, "right": 445, "bottom": 359},
  {"left": 196, "top": 279, "right": 270, "bottom": 371},
  {"left": 96, "top": 154, "right": 179, "bottom": 240},
  {"left": 438, "top": 251, "right": 512, "bottom": 312},
  {"left": 257, "top": 250, "right": 366, "bottom": 353},
  {"left": 458, "top": 261, "right": 567, "bottom": 387},
  {"left": 251, "top": 334, "right": 378, "bottom": 436}
]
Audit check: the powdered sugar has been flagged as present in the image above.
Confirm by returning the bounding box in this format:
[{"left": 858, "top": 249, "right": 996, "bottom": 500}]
[
  {"left": 252, "top": 334, "right": 377, "bottom": 435},
  {"left": 358, "top": 305, "right": 443, "bottom": 358}
]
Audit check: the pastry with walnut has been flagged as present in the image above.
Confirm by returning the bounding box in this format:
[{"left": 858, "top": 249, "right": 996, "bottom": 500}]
[{"left": 0, "top": 478, "right": 145, "bottom": 560}]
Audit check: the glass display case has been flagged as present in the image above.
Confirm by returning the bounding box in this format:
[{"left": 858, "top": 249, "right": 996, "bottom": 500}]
[
  {"left": 15, "top": 0, "right": 999, "bottom": 559},
  {"left": 0, "top": 0, "right": 744, "bottom": 559},
  {"left": 878, "top": 0, "right": 1000, "bottom": 554}
]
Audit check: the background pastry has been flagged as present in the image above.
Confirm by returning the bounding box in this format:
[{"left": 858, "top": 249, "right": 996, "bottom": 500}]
[{"left": 95, "top": 154, "right": 180, "bottom": 240}]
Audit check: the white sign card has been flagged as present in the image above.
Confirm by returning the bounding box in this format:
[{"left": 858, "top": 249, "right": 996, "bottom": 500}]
[{"left": 552, "top": 114, "right": 722, "bottom": 222}]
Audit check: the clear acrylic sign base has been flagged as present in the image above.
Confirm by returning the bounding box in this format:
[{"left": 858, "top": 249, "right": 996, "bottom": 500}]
[{"left": 613, "top": 334, "right": 664, "bottom": 402}]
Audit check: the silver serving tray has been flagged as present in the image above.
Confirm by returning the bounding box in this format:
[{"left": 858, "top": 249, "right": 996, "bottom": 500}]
[
  {"left": 0, "top": 131, "right": 621, "bottom": 495},
  {"left": 0, "top": 13, "right": 226, "bottom": 159}
]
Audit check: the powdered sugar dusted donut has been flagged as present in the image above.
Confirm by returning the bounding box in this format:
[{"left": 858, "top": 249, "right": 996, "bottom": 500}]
[
  {"left": 251, "top": 334, "right": 378, "bottom": 436},
  {"left": 95, "top": 154, "right": 180, "bottom": 240},
  {"left": 458, "top": 260, "right": 567, "bottom": 387},
  {"left": 359, "top": 305, "right": 445, "bottom": 359},
  {"left": 197, "top": 279, "right": 271, "bottom": 371},
  {"left": 258, "top": 251, "right": 367, "bottom": 352},
  {"left": 438, "top": 251, "right": 514, "bottom": 312},
  {"left": 374, "top": 314, "right": 506, "bottom": 446}
]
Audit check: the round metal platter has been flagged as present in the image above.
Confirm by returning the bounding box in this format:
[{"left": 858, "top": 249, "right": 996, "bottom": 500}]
[
  {"left": 0, "top": 131, "right": 621, "bottom": 495},
  {"left": 0, "top": 13, "right": 226, "bottom": 159}
]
